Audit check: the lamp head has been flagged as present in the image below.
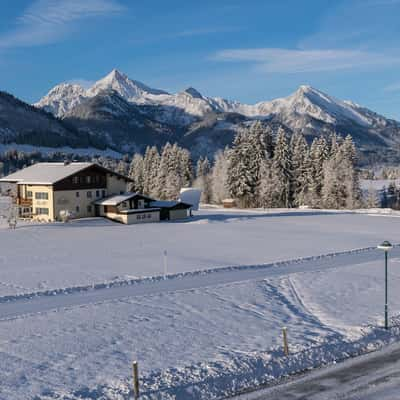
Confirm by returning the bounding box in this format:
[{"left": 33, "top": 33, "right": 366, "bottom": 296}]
[{"left": 378, "top": 240, "right": 393, "bottom": 251}]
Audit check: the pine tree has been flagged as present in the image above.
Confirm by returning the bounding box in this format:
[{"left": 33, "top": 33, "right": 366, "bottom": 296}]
[
  {"left": 306, "top": 137, "right": 328, "bottom": 207},
  {"left": 156, "top": 143, "right": 189, "bottom": 200},
  {"left": 270, "top": 127, "right": 292, "bottom": 207},
  {"left": 195, "top": 156, "right": 212, "bottom": 203},
  {"left": 165, "top": 143, "right": 182, "bottom": 200},
  {"left": 116, "top": 159, "right": 128, "bottom": 176},
  {"left": 341, "top": 135, "right": 361, "bottom": 209},
  {"left": 128, "top": 154, "right": 144, "bottom": 193},
  {"left": 290, "top": 133, "right": 309, "bottom": 207},
  {"left": 366, "top": 186, "right": 380, "bottom": 208},
  {"left": 258, "top": 158, "right": 277, "bottom": 208},
  {"left": 157, "top": 143, "right": 172, "bottom": 200},
  {"left": 227, "top": 123, "right": 268, "bottom": 208},
  {"left": 143, "top": 146, "right": 161, "bottom": 198},
  {"left": 179, "top": 148, "right": 194, "bottom": 189},
  {"left": 321, "top": 135, "right": 361, "bottom": 209},
  {"left": 211, "top": 149, "right": 230, "bottom": 204}
]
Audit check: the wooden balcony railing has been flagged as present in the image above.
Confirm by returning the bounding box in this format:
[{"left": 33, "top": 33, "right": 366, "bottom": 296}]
[{"left": 17, "top": 198, "right": 33, "bottom": 207}]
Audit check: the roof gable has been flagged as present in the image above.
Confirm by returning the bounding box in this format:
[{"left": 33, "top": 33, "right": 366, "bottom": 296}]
[
  {"left": 0, "top": 162, "right": 132, "bottom": 185},
  {"left": 95, "top": 192, "right": 154, "bottom": 206}
]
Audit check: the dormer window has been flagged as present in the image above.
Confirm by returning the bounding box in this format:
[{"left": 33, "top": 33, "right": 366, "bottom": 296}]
[
  {"left": 72, "top": 176, "right": 79, "bottom": 184},
  {"left": 86, "top": 176, "right": 91, "bottom": 184}
]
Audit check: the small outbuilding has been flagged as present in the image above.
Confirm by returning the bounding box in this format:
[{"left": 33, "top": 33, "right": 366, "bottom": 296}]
[
  {"left": 95, "top": 193, "right": 160, "bottom": 224},
  {"left": 222, "top": 198, "right": 236, "bottom": 208},
  {"left": 150, "top": 200, "right": 192, "bottom": 220},
  {"left": 95, "top": 193, "right": 192, "bottom": 224}
]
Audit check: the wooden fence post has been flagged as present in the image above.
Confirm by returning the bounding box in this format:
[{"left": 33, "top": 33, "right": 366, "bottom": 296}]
[
  {"left": 282, "top": 327, "right": 289, "bottom": 356},
  {"left": 132, "top": 361, "right": 139, "bottom": 399},
  {"left": 163, "top": 250, "right": 168, "bottom": 279}
]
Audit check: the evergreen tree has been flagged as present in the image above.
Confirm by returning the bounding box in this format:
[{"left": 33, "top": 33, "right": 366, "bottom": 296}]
[
  {"left": 366, "top": 186, "right": 380, "bottom": 208},
  {"left": 165, "top": 143, "right": 182, "bottom": 199},
  {"left": 290, "top": 133, "right": 309, "bottom": 207},
  {"left": 258, "top": 158, "right": 277, "bottom": 208},
  {"left": 157, "top": 143, "right": 172, "bottom": 199},
  {"left": 116, "top": 159, "right": 128, "bottom": 176},
  {"left": 179, "top": 148, "right": 194, "bottom": 189},
  {"left": 306, "top": 137, "right": 328, "bottom": 207},
  {"left": 128, "top": 154, "right": 144, "bottom": 193},
  {"left": 270, "top": 127, "right": 292, "bottom": 207},
  {"left": 227, "top": 123, "right": 268, "bottom": 207},
  {"left": 195, "top": 156, "right": 212, "bottom": 203},
  {"left": 211, "top": 149, "right": 230, "bottom": 204},
  {"left": 321, "top": 135, "right": 361, "bottom": 209},
  {"left": 142, "top": 146, "right": 161, "bottom": 197},
  {"left": 341, "top": 135, "right": 361, "bottom": 209}
]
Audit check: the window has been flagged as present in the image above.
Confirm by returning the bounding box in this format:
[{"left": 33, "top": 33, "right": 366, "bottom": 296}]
[
  {"left": 36, "top": 207, "right": 49, "bottom": 215},
  {"left": 86, "top": 176, "right": 91, "bottom": 184},
  {"left": 87, "top": 191, "right": 92, "bottom": 198},
  {"left": 76, "top": 206, "right": 80, "bottom": 213},
  {"left": 137, "top": 214, "right": 141, "bottom": 220},
  {"left": 96, "top": 190, "right": 100, "bottom": 198},
  {"left": 87, "top": 205, "right": 92, "bottom": 213},
  {"left": 76, "top": 192, "right": 80, "bottom": 198},
  {"left": 72, "top": 176, "right": 79, "bottom": 184},
  {"left": 35, "top": 192, "right": 48, "bottom": 200},
  {"left": 122, "top": 201, "right": 127, "bottom": 208},
  {"left": 27, "top": 191, "right": 33, "bottom": 198},
  {"left": 120, "top": 191, "right": 124, "bottom": 195},
  {"left": 102, "top": 190, "right": 106, "bottom": 198},
  {"left": 148, "top": 214, "right": 151, "bottom": 219}
]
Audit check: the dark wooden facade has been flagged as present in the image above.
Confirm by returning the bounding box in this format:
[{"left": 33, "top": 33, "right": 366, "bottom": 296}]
[
  {"left": 126, "top": 195, "right": 153, "bottom": 209},
  {"left": 159, "top": 202, "right": 191, "bottom": 220},
  {"left": 53, "top": 165, "right": 108, "bottom": 191}
]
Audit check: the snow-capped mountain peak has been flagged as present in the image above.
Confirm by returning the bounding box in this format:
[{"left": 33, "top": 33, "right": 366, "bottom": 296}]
[
  {"left": 88, "top": 69, "right": 168, "bottom": 100},
  {"left": 254, "top": 85, "right": 373, "bottom": 127},
  {"left": 35, "top": 83, "right": 86, "bottom": 117},
  {"left": 35, "top": 72, "right": 397, "bottom": 146},
  {"left": 181, "top": 87, "right": 203, "bottom": 99}
]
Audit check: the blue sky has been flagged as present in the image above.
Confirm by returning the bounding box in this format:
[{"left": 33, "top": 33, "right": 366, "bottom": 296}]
[{"left": 1, "top": 0, "right": 400, "bottom": 118}]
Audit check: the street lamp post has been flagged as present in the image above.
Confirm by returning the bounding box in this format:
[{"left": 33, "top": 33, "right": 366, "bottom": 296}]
[{"left": 377, "top": 240, "right": 393, "bottom": 330}]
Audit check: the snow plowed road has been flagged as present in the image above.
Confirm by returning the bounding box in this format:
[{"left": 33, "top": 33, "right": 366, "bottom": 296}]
[
  {"left": 242, "top": 341, "right": 400, "bottom": 400},
  {"left": 0, "top": 245, "right": 397, "bottom": 321}
]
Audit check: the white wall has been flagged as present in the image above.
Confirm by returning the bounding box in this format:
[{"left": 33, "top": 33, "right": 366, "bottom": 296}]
[
  {"left": 126, "top": 211, "right": 160, "bottom": 224},
  {"left": 103, "top": 210, "right": 160, "bottom": 224},
  {"left": 107, "top": 175, "right": 128, "bottom": 195},
  {"left": 53, "top": 189, "right": 104, "bottom": 220}
]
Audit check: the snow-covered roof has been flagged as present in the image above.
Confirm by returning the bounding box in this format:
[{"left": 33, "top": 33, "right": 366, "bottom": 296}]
[
  {"left": 0, "top": 162, "right": 94, "bottom": 185},
  {"left": 150, "top": 200, "right": 191, "bottom": 209},
  {"left": 119, "top": 208, "right": 160, "bottom": 214},
  {"left": 95, "top": 192, "right": 154, "bottom": 206}
]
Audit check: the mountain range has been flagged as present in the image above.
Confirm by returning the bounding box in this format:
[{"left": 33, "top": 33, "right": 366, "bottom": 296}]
[{"left": 1, "top": 69, "right": 400, "bottom": 163}]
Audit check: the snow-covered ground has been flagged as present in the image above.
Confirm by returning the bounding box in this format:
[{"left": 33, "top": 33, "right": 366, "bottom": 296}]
[
  {"left": 0, "top": 209, "right": 400, "bottom": 297},
  {"left": 1, "top": 209, "right": 400, "bottom": 399}
]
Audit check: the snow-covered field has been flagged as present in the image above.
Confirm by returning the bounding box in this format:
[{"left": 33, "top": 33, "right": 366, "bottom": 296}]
[
  {"left": 1, "top": 209, "right": 400, "bottom": 399},
  {"left": 0, "top": 209, "right": 400, "bottom": 297}
]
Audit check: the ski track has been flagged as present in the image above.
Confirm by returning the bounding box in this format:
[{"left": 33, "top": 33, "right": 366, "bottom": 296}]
[{"left": 0, "top": 245, "right": 396, "bottom": 322}]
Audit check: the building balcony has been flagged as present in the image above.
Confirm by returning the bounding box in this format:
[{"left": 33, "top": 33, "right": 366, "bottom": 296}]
[{"left": 17, "top": 198, "right": 33, "bottom": 207}]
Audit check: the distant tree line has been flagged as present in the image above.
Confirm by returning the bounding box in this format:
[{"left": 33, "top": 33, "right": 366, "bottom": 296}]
[
  {"left": 121, "top": 122, "right": 362, "bottom": 210},
  {"left": 0, "top": 122, "right": 363, "bottom": 210},
  {"left": 194, "top": 122, "right": 361, "bottom": 209}
]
